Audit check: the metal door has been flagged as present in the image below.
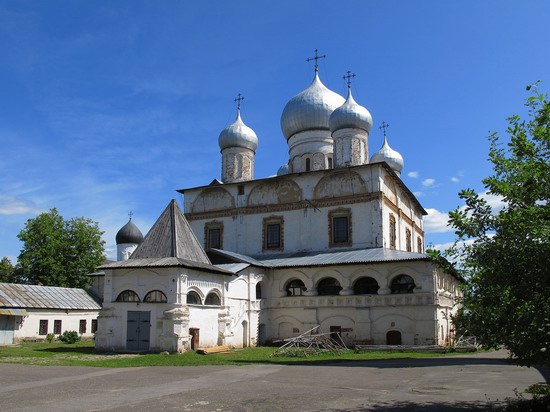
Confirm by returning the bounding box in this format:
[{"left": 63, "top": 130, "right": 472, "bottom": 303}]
[
  {"left": 126, "top": 311, "right": 151, "bottom": 351},
  {"left": 0, "top": 316, "right": 15, "bottom": 345}
]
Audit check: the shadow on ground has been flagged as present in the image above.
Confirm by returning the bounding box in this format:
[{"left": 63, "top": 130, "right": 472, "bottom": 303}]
[{"left": 327, "top": 396, "right": 550, "bottom": 411}]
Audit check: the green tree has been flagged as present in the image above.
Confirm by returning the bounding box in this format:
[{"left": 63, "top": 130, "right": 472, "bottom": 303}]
[
  {"left": 17, "top": 209, "right": 105, "bottom": 288},
  {"left": 0, "top": 257, "right": 15, "bottom": 283},
  {"left": 449, "top": 90, "right": 550, "bottom": 368}
]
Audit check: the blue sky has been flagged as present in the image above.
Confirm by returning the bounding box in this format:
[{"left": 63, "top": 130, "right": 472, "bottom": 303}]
[{"left": 1, "top": 1, "right": 549, "bottom": 261}]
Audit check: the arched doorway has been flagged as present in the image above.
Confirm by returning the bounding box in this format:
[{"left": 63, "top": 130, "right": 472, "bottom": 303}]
[
  {"left": 386, "top": 330, "right": 402, "bottom": 345},
  {"left": 242, "top": 320, "right": 248, "bottom": 348}
]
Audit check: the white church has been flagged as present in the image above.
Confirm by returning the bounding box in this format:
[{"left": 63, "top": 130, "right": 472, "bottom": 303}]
[{"left": 95, "top": 59, "right": 461, "bottom": 353}]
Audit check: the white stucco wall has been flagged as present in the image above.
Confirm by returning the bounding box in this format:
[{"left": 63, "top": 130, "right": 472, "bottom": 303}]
[{"left": 14, "top": 309, "right": 99, "bottom": 341}]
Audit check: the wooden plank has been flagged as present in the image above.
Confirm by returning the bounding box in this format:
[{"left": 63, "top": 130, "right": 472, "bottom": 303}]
[{"left": 196, "top": 345, "right": 231, "bottom": 355}]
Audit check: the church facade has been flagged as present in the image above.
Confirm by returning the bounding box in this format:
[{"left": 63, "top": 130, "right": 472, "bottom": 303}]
[{"left": 95, "top": 63, "right": 461, "bottom": 353}]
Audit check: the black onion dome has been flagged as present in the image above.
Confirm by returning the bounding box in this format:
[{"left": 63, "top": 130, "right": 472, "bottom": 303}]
[{"left": 115, "top": 219, "right": 144, "bottom": 245}]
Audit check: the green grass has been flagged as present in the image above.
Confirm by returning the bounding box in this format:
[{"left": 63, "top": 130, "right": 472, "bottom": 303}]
[{"left": 0, "top": 340, "right": 473, "bottom": 368}]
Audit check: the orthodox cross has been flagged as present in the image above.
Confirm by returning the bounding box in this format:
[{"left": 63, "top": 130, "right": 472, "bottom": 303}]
[
  {"left": 234, "top": 93, "right": 245, "bottom": 111},
  {"left": 306, "top": 49, "right": 326, "bottom": 72},
  {"left": 379, "top": 121, "right": 389, "bottom": 136},
  {"left": 343, "top": 71, "right": 356, "bottom": 89},
  {"left": 128, "top": 211, "right": 133, "bottom": 220}
]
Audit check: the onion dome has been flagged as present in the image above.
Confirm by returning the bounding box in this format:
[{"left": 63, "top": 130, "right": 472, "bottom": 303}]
[
  {"left": 329, "top": 88, "right": 373, "bottom": 133},
  {"left": 218, "top": 110, "right": 258, "bottom": 152},
  {"left": 281, "top": 72, "right": 345, "bottom": 140},
  {"left": 370, "top": 134, "right": 404, "bottom": 175},
  {"left": 277, "top": 162, "right": 290, "bottom": 176},
  {"left": 116, "top": 219, "right": 144, "bottom": 245}
]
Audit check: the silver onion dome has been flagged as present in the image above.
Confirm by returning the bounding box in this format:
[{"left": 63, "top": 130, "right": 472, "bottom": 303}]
[
  {"left": 329, "top": 88, "right": 373, "bottom": 133},
  {"left": 277, "top": 162, "right": 290, "bottom": 176},
  {"left": 370, "top": 134, "right": 404, "bottom": 174},
  {"left": 116, "top": 219, "right": 144, "bottom": 245},
  {"left": 280, "top": 72, "right": 345, "bottom": 140},
  {"left": 218, "top": 110, "right": 258, "bottom": 152}
]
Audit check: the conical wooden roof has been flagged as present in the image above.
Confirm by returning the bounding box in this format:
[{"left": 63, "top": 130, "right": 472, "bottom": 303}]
[{"left": 131, "top": 199, "right": 210, "bottom": 264}]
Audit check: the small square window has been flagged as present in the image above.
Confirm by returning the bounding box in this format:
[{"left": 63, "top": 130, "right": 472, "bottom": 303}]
[{"left": 238, "top": 185, "right": 245, "bottom": 195}]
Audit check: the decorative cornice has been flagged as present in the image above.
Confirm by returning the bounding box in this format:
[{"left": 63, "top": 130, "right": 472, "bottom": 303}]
[{"left": 185, "top": 192, "right": 382, "bottom": 221}]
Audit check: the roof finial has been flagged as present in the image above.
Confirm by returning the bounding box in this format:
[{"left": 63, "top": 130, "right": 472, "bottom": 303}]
[
  {"left": 343, "top": 70, "right": 356, "bottom": 90},
  {"left": 128, "top": 211, "right": 133, "bottom": 221},
  {"left": 379, "top": 121, "right": 389, "bottom": 137},
  {"left": 234, "top": 93, "right": 245, "bottom": 112},
  {"left": 306, "top": 49, "right": 326, "bottom": 73}
]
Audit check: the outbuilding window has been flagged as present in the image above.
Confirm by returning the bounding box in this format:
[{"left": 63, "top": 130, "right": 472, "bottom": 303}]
[
  {"left": 79, "top": 320, "right": 87, "bottom": 334},
  {"left": 54, "top": 320, "right": 62, "bottom": 335},
  {"left": 39, "top": 319, "right": 48, "bottom": 335}
]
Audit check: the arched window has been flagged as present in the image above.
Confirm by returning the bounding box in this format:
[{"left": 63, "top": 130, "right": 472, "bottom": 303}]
[
  {"left": 353, "top": 277, "right": 379, "bottom": 295},
  {"left": 406, "top": 228, "right": 412, "bottom": 252},
  {"left": 256, "top": 282, "right": 262, "bottom": 299},
  {"left": 115, "top": 290, "right": 140, "bottom": 302},
  {"left": 205, "top": 292, "right": 221, "bottom": 306},
  {"left": 417, "top": 236, "right": 423, "bottom": 253},
  {"left": 286, "top": 279, "right": 306, "bottom": 296},
  {"left": 186, "top": 291, "right": 202, "bottom": 305},
  {"left": 144, "top": 290, "right": 167, "bottom": 303},
  {"left": 391, "top": 275, "right": 416, "bottom": 294},
  {"left": 317, "top": 277, "right": 342, "bottom": 296}
]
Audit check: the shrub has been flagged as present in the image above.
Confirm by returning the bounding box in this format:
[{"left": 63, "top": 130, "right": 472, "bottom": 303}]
[
  {"left": 59, "top": 330, "right": 81, "bottom": 344},
  {"left": 46, "top": 333, "right": 55, "bottom": 343}
]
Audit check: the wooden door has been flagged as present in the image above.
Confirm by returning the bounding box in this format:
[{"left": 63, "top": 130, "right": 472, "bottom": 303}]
[{"left": 189, "top": 328, "right": 199, "bottom": 350}]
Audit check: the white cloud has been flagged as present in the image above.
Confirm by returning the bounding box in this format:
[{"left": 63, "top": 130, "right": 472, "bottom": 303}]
[
  {"left": 413, "top": 191, "right": 424, "bottom": 198},
  {"left": 451, "top": 177, "right": 460, "bottom": 183},
  {"left": 424, "top": 208, "right": 453, "bottom": 233},
  {"left": 422, "top": 178, "right": 435, "bottom": 187},
  {"left": 480, "top": 191, "right": 506, "bottom": 212},
  {"left": 0, "top": 196, "right": 41, "bottom": 216},
  {"left": 408, "top": 171, "right": 419, "bottom": 178}
]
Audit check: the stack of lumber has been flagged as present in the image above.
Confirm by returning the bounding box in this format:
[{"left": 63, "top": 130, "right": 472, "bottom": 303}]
[{"left": 196, "top": 345, "right": 231, "bottom": 355}]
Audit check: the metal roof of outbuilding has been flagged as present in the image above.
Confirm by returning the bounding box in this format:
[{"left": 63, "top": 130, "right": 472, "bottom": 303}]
[{"left": 0, "top": 283, "right": 101, "bottom": 310}]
